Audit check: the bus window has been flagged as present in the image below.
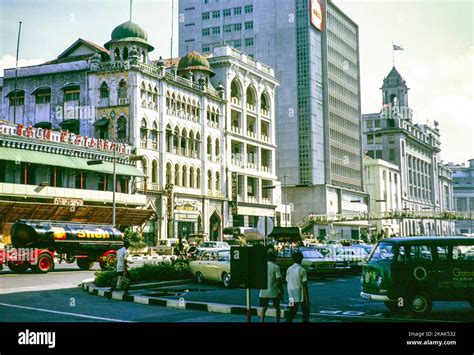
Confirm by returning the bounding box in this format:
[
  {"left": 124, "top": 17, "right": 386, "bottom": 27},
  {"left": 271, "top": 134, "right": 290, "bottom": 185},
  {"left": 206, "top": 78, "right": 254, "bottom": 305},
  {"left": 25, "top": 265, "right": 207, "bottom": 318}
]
[
  {"left": 397, "top": 246, "right": 407, "bottom": 262},
  {"left": 369, "top": 242, "right": 394, "bottom": 262},
  {"left": 436, "top": 246, "right": 449, "bottom": 261},
  {"left": 409, "top": 245, "right": 432, "bottom": 261}
]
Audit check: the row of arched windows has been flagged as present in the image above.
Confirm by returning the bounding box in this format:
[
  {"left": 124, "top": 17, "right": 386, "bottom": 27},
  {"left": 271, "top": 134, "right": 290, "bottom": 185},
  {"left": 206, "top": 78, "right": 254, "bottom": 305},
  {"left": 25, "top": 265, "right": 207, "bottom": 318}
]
[
  {"left": 206, "top": 105, "right": 220, "bottom": 127},
  {"left": 140, "top": 82, "right": 158, "bottom": 110},
  {"left": 113, "top": 46, "right": 147, "bottom": 63},
  {"left": 230, "top": 78, "right": 271, "bottom": 113},
  {"left": 141, "top": 118, "right": 159, "bottom": 149},
  {"left": 99, "top": 80, "right": 127, "bottom": 102},
  {"left": 166, "top": 124, "right": 201, "bottom": 158},
  {"left": 166, "top": 91, "right": 201, "bottom": 122}
]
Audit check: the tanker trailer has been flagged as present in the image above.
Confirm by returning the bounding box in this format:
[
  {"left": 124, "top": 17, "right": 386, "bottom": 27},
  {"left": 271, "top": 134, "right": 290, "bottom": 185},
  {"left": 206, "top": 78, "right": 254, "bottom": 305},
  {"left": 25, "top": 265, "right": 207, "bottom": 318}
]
[{"left": 7, "top": 219, "right": 124, "bottom": 273}]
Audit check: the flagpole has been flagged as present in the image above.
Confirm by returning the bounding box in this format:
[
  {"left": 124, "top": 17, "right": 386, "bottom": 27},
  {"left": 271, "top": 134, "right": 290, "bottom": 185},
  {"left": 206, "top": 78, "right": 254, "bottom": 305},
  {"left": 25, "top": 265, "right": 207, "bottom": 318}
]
[
  {"left": 13, "top": 21, "right": 22, "bottom": 125},
  {"left": 392, "top": 42, "right": 394, "bottom": 67}
]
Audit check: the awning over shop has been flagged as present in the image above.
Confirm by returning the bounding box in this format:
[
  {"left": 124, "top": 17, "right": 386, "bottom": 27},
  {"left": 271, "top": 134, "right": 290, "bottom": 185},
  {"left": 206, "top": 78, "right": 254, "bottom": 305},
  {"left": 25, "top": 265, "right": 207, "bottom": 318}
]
[
  {"left": 0, "top": 147, "right": 145, "bottom": 177},
  {"left": 268, "top": 227, "right": 302, "bottom": 243},
  {"left": 0, "top": 200, "right": 155, "bottom": 236},
  {"left": 33, "top": 121, "right": 52, "bottom": 129},
  {"left": 93, "top": 118, "right": 109, "bottom": 126}
]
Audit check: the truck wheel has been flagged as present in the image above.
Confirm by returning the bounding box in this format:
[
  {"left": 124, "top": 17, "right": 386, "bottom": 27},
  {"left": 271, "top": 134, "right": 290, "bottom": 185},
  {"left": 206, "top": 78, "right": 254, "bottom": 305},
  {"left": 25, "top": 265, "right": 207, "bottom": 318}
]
[
  {"left": 77, "top": 258, "right": 94, "bottom": 270},
  {"left": 100, "top": 253, "right": 117, "bottom": 271},
  {"left": 32, "top": 253, "right": 54, "bottom": 274},
  {"left": 406, "top": 292, "right": 432, "bottom": 315},
  {"left": 222, "top": 272, "right": 231, "bottom": 288},
  {"left": 7, "top": 261, "right": 29, "bottom": 273},
  {"left": 384, "top": 301, "right": 404, "bottom": 312},
  {"left": 195, "top": 272, "right": 204, "bottom": 284}
]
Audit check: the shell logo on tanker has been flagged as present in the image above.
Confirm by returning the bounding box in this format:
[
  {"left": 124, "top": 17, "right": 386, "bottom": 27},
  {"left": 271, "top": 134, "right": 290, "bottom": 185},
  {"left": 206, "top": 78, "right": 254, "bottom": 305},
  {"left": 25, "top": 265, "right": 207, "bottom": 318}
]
[
  {"left": 76, "top": 229, "right": 111, "bottom": 239},
  {"left": 51, "top": 227, "right": 67, "bottom": 240}
]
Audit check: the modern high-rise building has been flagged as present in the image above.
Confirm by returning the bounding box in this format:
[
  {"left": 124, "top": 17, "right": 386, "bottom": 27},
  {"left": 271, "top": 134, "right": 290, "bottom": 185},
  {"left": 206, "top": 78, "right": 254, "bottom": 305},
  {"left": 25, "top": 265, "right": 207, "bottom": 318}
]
[{"left": 179, "top": 0, "right": 367, "bottom": 239}]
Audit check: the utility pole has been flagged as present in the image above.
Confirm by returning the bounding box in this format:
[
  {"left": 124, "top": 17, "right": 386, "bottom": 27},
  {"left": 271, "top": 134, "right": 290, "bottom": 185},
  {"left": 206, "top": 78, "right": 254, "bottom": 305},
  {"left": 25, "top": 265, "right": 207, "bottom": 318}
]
[
  {"left": 13, "top": 21, "right": 22, "bottom": 124},
  {"left": 284, "top": 175, "right": 288, "bottom": 227},
  {"left": 170, "top": 0, "right": 175, "bottom": 58}
]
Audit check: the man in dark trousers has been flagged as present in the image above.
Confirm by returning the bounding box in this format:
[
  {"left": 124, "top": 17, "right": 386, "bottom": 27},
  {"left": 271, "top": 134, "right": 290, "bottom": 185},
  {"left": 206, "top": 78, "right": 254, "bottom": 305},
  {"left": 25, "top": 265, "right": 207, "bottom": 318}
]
[
  {"left": 110, "top": 239, "right": 131, "bottom": 295},
  {"left": 285, "top": 251, "right": 310, "bottom": 322}
]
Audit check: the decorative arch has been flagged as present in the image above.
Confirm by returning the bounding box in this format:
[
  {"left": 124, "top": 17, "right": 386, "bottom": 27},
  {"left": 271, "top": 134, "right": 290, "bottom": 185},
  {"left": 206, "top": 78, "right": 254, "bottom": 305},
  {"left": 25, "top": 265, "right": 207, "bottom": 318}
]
[
  {"left": 231, "top": 78, "right": 243, "bottom": 101},
  {"left": 151, "top": 159, "right": 158, "bottom": 183},
  {"left": 246, "top": 85, "right": 257, "bottom": 107},
  {"left": 174, "top": 163, "right": 180, "bottom": 186}
]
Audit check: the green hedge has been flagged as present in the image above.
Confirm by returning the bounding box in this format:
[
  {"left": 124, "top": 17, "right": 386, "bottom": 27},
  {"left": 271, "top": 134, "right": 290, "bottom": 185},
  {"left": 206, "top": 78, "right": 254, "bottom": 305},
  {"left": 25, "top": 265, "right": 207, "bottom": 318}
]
[{"left": 94, "top": 258, "right": 191, "bottom": 287}]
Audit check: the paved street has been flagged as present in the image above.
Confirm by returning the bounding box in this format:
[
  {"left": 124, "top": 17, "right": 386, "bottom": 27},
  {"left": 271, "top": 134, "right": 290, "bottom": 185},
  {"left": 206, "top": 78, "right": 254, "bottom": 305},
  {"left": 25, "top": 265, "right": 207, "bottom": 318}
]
[{"left": 1, "top": 264, "right": 472, "bottom": 323}]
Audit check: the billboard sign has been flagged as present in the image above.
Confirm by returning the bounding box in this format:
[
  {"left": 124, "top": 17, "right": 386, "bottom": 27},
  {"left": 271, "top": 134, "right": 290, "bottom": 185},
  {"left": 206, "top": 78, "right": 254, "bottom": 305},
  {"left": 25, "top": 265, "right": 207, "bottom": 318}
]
[{"left": 310, "top": 0, "right": 323, "bottom": 31}]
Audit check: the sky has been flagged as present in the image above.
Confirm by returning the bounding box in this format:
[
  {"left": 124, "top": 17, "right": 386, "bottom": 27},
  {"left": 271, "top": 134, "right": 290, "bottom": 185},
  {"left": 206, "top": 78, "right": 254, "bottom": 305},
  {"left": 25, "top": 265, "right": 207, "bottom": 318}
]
[{"left": 0, "top": 0, "right": 472, "bottom": 164}]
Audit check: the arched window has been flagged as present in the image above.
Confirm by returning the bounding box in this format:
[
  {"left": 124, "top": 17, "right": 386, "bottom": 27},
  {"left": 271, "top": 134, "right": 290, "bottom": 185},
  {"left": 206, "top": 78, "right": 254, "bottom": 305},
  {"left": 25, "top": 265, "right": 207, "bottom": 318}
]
[
  {"left": 246, "top": 86, "right": 256, "bottom": 108},
  {"left": 215, "top": 138, "right": 220, "bottom": 158},
  {"left": 166, "top": 162, "right": 172, "bottom": 185},
  {"left": 166, "top": 124, "right": 173, "bottom": 153},
  {"left": 100, "top": 82, "right": 109, "bottom": 99},
  {"left": 166, "top": 91, "right": 171, "bottom": 110},
  {"left": 173, "top": 127, "right": 180, "bottom": 152},
  {"left": 196, "top": 132, "right": 201, "bottom": 156},
  {"left": 215, "top": 108, "right": 220, "bottom": 125},
  {"left": 117, "top": 116, "right": 127, "bottom": 141},
  {"left": 118, "top": 80, "right": 127, "bottom": 100},
  {"left": 231, "top": 79, "right": 241, "bottom": 103},
  {"left": 151, "top": 121, "right": 159, "bottom": 149},
  {"left": 142, "top": 50, "right": 146, "bottom": 63},
  {"left": 260, "top": 92, "right": 270, "bottom": 114},
  {"left": 196, "top": 168, "right": 201, "bottom": 189},
  {"left": 182, "top": 165, "right": 187, "bottom": 187},
  {"left": 152, "top": 160, "right": 158, "bottom": 183},
  {"left": 189, "top": 167, "right": 195, "bottom": 188},
  {"left": 174, "top": 163, "right": 180, "bottom": 186},
  {"left": 207, "top": 170, "right": 212, "bottom": 190},
  {"left": 188, "top": 131, "right": 196, "bottom": 157},
  {"left": 122, "top": 47, "right": 129, "bottom": 61},
  {"left": 114, "top": 48, "right": 121, "bottom": 61},
  {"left": 207, "top": 136, "right": 212, "bottom": 160},
  {"left": 215, "top": 172, "right": 220, "bottom": 191},
  {"left": 181, "top": 128, "right": 187, "bottom": 155},
  {"left": 142, "top": 158, "right": 148, "bottom": 178},
  {"left": 140, "top": 119, "right": 148, "bottom": 147}
]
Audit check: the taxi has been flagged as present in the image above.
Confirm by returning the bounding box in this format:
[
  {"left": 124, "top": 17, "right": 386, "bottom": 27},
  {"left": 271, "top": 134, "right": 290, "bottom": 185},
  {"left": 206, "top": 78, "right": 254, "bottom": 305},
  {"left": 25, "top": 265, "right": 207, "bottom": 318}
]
[
  {"left": 189, "top": 249, "right": 231, "bottom": 288},
  {"left": 360, "top": 236, "right": 474, "bottom": 314}
]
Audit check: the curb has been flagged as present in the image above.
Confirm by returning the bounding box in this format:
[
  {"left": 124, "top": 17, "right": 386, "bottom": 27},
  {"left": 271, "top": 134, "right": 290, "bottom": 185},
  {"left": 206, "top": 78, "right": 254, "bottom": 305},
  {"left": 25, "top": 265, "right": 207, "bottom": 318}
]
[{"left": 81, "top": 281, "right": 287, "bottom": 319}]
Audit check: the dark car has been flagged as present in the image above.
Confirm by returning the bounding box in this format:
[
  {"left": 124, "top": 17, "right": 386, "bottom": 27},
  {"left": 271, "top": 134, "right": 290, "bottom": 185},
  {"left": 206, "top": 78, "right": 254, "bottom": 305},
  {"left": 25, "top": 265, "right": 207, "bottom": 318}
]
[{"left": 276, "top": 247, "right": 336, "bottom": 278}]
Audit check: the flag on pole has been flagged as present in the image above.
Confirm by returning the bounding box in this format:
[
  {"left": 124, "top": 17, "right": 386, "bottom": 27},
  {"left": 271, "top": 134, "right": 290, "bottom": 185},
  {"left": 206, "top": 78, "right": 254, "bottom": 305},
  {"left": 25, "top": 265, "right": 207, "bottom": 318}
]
[{"left": 393, "top": 44, "right": 404, "bottom": 51}]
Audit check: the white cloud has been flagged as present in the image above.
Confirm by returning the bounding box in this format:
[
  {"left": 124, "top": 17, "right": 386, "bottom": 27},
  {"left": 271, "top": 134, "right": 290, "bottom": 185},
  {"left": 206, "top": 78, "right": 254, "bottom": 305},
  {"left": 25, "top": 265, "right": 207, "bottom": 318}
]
[{"left": 0, "top": 55, "right": 45, "bottom": 77}]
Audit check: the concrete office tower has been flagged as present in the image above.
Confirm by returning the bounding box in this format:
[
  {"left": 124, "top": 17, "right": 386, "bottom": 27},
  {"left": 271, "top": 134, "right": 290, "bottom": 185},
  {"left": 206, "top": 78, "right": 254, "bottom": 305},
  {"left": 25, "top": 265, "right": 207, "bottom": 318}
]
[{"left": 179, "top": 0, "right": 366, "bottom": 239}]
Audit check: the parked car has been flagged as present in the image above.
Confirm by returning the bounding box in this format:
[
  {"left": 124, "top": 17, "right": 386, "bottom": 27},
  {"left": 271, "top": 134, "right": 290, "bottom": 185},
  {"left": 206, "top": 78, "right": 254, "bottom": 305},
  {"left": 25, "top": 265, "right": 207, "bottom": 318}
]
[
  {"left": 189, "top": 249, "right": 231, "bottom": 288},
  {"left": 197, "top": 241, "right": 230, "bottom": 252},
  {"left": 316, "top": 245, "right": 368, "bottom": 273},
  {"left": 312, "top": 246, "right": 351, "bottom": 272},
  {"left": 276, "top": 247, "right": 336, "bottom": 278}
]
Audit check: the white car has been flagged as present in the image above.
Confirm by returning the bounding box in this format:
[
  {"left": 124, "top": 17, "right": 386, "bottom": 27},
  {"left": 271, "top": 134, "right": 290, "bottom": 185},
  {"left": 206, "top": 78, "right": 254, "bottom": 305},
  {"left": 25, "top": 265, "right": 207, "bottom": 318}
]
[
  {"left": 197, "top": 241, "right": 230, "bottom": 252},
  {"left": 189, "top": 249, "right": 231, "bottom": 287}
]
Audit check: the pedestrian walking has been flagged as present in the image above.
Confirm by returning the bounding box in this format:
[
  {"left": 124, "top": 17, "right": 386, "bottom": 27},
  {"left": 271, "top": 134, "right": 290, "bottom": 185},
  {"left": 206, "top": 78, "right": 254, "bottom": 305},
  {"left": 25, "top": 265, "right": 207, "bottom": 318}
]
[
  {"left": 110, "top": 239, "right": 131, "bottom": 295},
  {"left": 285, "top": 251, "right": 310, "bottom": 322},
  {"left": 259, "top": 251, "right": 284, "bottom": 322}
]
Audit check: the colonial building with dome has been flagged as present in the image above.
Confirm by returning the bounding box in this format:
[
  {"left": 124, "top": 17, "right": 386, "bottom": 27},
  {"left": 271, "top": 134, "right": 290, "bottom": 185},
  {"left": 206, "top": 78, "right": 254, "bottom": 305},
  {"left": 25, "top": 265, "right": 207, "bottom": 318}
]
[{"left": 0, "top": 19, "right": 279, "bottom": 244}]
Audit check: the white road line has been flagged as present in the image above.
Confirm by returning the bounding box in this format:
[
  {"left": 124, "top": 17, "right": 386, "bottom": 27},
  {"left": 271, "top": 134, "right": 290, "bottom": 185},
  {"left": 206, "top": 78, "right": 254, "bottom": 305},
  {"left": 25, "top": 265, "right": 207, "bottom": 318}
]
[
  {"left": 0, "top": 303, "right": 135, "bottom": 323},
  {"left": 0, "top": 283, "right": 79, "bottom": 295},
  {"left": 305, "top": 311, "right": 459, "bottom": 323}
]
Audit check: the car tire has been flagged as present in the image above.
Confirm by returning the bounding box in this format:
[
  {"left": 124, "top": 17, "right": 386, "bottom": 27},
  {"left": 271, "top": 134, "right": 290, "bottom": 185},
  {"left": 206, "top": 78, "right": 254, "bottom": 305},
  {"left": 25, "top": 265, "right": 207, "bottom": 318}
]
[
  {"left": 196, "top": 272, "right": 204, "bottom": 284},
  {"left": 77, "top": 258, "right": 94, "bottom": 270},
  {"left": 32, "top": 253, "right": 54, "bottom": 274},
  {"left": 384, "top": 301, "right": 404, "bottom": 312},
  {"left": 7, "top": 261, "right": 30, "bottom": 273},
  {"left": 222, "top": 272, "right": 231, "bottom": 288},
  {"left": 100, "top": 253, "right": 117, "bottom": 271},
  {"left": 406, "top": 292, "right": 432, "bottom": 315}
]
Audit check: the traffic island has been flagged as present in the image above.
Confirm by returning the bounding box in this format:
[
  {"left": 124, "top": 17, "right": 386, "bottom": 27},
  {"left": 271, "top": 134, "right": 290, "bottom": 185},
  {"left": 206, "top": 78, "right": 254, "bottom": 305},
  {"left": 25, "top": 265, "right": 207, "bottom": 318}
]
[{"left": 80, "top": 280, "right": 288, "bottom": 319}]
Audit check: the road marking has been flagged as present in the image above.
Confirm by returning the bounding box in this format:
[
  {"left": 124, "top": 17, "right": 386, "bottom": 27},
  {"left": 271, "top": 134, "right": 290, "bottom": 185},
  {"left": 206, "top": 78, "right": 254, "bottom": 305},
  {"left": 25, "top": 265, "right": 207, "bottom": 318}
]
[
  {"left": 0, "top": 303, "right": 135, "bottom": 323},
  {"left": 302, "top": 311, "right": 459, "bottom": 322},
  {"left": 0, "top": 283, "right": 80, "bottom": 295},
  {"left": 335, "top": 279, "right": 347, "bottom": 282}
]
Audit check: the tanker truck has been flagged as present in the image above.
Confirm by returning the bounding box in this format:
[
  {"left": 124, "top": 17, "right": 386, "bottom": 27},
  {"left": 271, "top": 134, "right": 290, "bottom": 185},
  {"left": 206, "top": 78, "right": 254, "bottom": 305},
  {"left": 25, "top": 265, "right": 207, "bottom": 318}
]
[{"left": 3, "top": 219, "right": 124, "bottom": 274}]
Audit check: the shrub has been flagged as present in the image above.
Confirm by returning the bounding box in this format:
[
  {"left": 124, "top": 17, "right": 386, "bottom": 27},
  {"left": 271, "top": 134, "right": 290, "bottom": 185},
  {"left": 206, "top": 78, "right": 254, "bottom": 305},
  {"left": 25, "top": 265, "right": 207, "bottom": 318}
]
[{"left": 94, "top": 258, "right": 191, "bottom": 287}]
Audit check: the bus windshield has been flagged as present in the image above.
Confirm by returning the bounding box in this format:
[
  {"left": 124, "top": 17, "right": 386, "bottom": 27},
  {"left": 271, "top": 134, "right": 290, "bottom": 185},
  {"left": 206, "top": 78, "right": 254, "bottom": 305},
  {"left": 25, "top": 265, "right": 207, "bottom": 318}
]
[{"left": 369, "top": 242, "right": 395, "bottom": 262}]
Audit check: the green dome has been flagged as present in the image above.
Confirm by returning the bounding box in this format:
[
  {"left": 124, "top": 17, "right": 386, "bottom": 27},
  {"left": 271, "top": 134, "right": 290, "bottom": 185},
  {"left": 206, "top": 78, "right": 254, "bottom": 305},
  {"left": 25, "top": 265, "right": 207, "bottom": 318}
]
[
  {"left": 178, "top": 51, "right": 214, "bottom": 77},
  {"left": 104, "top": 21, "right": 154, "bottom": 51}
]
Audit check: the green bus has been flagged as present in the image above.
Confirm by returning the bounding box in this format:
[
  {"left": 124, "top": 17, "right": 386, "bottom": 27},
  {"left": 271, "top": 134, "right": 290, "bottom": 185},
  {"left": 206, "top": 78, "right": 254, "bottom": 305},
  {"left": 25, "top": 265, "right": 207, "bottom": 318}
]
[{"left": 360, "top": 236, "right": 474, "bottom": 314}]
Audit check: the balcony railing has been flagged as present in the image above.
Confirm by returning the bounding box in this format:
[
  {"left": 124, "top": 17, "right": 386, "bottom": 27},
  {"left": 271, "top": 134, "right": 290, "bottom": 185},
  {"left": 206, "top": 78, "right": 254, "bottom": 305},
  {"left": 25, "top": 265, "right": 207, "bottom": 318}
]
[
  {"left": 261, "top": 134, "right": 269, "bottom": 142},
  {"left": 247, "top": 131, "right": 256, "bottom": 139},
  {"left": 261, "top": 165, "right": 271, "bottom": 173},
  {"left": 231, "top": 158, "right": 244, "bottom": 168},
  {"left": 231, "top": 97, "right": 241, "bottom": 106},
  {"left": 136, "top": 181, "right": 161, "bottom": 192},
  {"left": 260, "top": 109, "right": 269, "bottom": 117},
  {"left": 246, "top": 195, "right": 257, "bottom": 203},
  {"left": 208, "top": 191, "right": 224, "bottom": 198},
  {"left": 262, "top": 197, "right": 271, "bottom": 205},
  {"left": 231, "top": 126, "right": 241, "bottom": 134},
  {"left": 246, "top": 103, "right": 256, "bottom": 112},
  {"left": 247, "top": 162, "right": 256, "bottom": 170},
  {"left": 140, "top": 140, "right": 148, "bottom": 148}
]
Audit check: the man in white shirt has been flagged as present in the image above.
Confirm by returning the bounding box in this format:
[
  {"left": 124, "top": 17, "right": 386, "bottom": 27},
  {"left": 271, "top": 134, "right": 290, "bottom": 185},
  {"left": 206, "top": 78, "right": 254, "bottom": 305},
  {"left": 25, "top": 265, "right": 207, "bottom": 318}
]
[
  {"left": 110, "top": 239, "right": 130, "bottom": 295},
  {"left": 285, "top": 251, "right": 310, "bottom": 322},
  {"left": 259, "top": 251, "right": 284, "bottom": 322}
]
